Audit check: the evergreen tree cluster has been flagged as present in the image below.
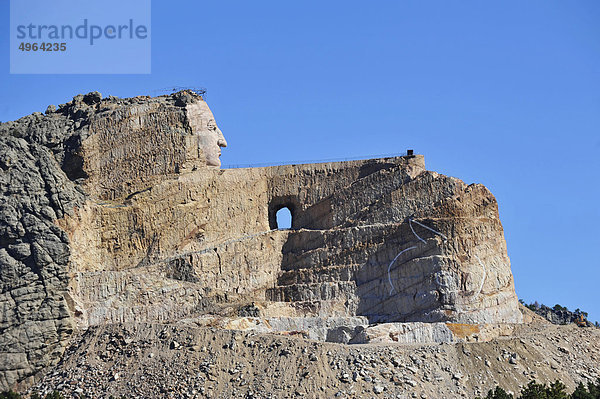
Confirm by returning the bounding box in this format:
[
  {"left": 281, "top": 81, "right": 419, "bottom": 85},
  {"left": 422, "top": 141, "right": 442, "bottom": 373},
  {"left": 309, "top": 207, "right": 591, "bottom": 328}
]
[{"left": 479, "top": 379, "right": 600, "bottom": 399}]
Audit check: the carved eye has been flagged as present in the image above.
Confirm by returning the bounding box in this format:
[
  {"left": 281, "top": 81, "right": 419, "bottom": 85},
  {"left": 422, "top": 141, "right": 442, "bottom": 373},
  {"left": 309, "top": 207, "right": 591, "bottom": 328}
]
[{"left": 207, "top": 120, "right": 217, "bottom": 130}]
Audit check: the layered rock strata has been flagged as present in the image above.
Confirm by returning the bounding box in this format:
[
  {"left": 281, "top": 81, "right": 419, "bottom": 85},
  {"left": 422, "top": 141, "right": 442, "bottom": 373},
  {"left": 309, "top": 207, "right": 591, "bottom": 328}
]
[{"left": 0, "top": 91, "right": 521, "bottom": 390}]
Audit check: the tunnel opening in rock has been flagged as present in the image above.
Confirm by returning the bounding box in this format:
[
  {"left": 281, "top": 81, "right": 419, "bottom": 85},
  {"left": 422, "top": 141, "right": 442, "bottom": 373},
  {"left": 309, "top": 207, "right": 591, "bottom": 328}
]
[
  {"left": 275, "top": 206, "right": 292, "bottom": 230},
  {"left": 268, "top": 197, "right": 299, "bottom": 230}
]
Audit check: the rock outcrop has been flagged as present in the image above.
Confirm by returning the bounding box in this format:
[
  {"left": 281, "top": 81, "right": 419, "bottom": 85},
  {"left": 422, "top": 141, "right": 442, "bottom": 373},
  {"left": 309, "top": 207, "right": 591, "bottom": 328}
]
[
  {"left": 0, "top": 113, "right": 84, "bottom": 389},
  {"left": 0, "top": 91, "right": 522, "bottom": 390},
  {"left": 529, "top": 304, "right": 593, "bottom": 327}
]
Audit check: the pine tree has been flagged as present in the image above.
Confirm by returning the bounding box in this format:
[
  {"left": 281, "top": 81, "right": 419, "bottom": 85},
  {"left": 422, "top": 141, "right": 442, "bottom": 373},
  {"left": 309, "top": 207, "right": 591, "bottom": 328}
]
[
  {"left": 520, "top": 380, "right": 549, "bottom": 399},
  {"left": 571, "top": 382, "right": 593, "bottom": 399}
]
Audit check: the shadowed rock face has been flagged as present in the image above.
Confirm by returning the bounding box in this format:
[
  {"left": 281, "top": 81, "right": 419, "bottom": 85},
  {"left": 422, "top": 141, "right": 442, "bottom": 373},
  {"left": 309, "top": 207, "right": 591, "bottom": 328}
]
[
  {"left": 0, "top": 91, "right": 521, "bottom": 390},
  {"left": 0, "top": 135, "right": 80, "bottom": 390}
]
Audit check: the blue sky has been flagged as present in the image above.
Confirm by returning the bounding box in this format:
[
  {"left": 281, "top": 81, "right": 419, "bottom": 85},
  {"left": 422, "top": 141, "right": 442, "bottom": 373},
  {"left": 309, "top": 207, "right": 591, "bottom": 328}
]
[{"left": 2, "top": 1, "right": 599, "bottom": 322}]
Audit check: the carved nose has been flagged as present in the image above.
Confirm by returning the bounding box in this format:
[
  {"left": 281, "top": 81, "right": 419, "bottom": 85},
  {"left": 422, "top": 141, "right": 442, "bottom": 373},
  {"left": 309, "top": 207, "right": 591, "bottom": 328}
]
[{"left": 217, "top": 129, "right": 227, "bottom": 147}]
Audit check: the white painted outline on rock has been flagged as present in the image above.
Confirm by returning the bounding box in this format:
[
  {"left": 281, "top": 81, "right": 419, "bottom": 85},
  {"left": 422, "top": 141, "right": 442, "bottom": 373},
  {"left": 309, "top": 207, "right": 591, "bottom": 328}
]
[
  {"left": 473, "top": 254, "right": 486, "bottom": 299},
  {"left": 388, "top": 218, "right": 453, "bottom": 296},
  {"left": 409, "top": 219, "right": 426, "bottom": 244},
  {"left": 409, "top": 218, "right": 448, "bottom": 241},
  {"left": 388, "top": 246, "right": 417, "bottom": 295}
]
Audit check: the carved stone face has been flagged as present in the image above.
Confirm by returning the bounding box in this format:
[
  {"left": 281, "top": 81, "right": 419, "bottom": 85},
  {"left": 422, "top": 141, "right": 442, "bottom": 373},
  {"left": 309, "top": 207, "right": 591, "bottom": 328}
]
[
  {"left": 200, "top": 118, "right": 227, "bottom": 167},
  {"left": 186, "top": 101, "right": 228, "bottom": 167}
]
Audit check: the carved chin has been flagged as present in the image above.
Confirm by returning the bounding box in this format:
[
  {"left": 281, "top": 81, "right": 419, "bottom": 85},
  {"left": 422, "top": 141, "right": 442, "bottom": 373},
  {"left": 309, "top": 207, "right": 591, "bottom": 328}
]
[
  {"left": 206, "top": 157, "right": 221, "bottom": 167},
  {"left": 203, "top": 147, "right": 221, "bottom": 167}
]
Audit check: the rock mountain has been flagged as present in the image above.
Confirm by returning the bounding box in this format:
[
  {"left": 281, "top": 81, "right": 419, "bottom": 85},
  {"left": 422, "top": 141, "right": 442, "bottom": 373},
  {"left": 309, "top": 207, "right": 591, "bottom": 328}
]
[{"left": 1, "top": 91, "right": 581, "bottom": 397}]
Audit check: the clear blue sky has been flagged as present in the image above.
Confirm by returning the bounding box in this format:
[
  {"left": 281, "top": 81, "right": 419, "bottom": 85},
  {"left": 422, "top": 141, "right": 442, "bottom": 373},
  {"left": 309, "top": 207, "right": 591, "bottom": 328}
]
[{"left": 2, "top": 1, "right": 599, "bottom": 322}]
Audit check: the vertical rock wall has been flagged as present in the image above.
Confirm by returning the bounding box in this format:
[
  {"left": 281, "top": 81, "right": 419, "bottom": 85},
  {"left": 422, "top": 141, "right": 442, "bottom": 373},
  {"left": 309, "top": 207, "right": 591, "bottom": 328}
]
[
  {"left": 0, "top": 91, "right": 522, "bottom": 390},
  {"left": 0, "top": 123, "right": 82, "bottom": 389}
]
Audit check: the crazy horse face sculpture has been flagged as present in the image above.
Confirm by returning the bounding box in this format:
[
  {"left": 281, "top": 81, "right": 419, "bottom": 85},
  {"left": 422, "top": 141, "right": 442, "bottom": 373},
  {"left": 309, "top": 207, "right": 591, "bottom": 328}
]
[{"left": 186, "top": 100, "right": 228, "bottom": 167}]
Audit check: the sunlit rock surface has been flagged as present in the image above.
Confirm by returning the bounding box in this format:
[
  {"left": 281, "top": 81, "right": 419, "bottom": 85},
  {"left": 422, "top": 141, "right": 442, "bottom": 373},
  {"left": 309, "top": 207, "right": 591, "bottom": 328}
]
[{"left": 0, "top": 90, "right": 521, "bottom": 390}]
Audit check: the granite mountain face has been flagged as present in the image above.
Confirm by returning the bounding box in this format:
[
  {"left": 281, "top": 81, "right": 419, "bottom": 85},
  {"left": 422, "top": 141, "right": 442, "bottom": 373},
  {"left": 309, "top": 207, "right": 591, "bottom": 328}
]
[{"left": 0, "top": 91, "right": 522, "bottom": 390}]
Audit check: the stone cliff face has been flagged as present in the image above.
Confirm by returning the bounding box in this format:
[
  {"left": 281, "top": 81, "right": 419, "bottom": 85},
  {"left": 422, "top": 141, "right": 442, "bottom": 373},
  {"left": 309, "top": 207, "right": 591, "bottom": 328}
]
[
  {"left": 0, "top": 109, "right": 85, "bottom": 389},
  {"left": 0, "top": 91, "right": 521, "bottom": 390}
]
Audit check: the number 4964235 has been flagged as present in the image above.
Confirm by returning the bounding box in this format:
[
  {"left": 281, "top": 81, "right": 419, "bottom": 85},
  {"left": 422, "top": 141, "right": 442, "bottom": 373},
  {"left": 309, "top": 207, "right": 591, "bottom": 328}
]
[{"left": 18, "top": 42, "right": 66, "bottom": 51}]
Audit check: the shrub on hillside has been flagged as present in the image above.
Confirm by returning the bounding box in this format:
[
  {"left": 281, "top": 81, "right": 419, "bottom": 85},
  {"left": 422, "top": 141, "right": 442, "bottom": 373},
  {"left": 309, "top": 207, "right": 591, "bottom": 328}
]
[{"left": 478, "top": 379, "right": 600, "bottom": 399}]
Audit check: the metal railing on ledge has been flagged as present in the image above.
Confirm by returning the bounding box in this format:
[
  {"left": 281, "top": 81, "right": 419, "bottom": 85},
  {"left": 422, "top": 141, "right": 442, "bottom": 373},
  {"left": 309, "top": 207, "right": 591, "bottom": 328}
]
[{"left": 221, "top": 152, "right": 411, "bottom": 169}]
